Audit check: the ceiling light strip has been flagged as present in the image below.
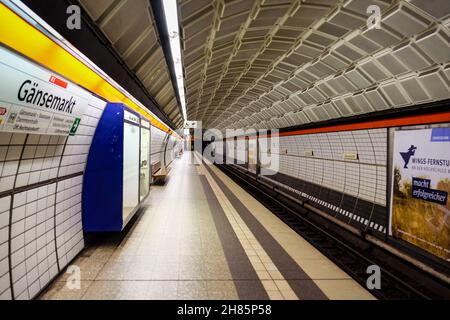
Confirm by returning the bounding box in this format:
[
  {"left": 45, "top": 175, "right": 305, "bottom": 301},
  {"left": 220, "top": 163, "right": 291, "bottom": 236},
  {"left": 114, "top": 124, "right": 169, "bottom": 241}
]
[{"left": 162, "top": 0, "right": 187, "bottom": 122}]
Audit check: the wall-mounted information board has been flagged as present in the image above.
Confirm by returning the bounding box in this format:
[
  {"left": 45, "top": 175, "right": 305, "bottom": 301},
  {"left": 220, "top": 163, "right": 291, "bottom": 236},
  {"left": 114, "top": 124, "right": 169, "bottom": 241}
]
[{"left": 0, "top": 46, "right": 90, "bottom": 136}]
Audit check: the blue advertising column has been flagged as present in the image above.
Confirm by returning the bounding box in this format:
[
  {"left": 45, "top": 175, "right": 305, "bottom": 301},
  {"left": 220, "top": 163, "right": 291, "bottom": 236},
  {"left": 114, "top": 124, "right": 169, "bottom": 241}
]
[{"left": 83, "top": 103, "right": 124, "bottom": 231}]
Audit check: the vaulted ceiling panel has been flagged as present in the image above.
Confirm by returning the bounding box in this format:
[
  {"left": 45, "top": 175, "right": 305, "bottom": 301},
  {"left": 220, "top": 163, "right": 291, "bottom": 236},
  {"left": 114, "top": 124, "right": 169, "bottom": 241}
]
[
  {"left": 79, "top": 0, "right": 182, "bottom": 127},
  {"left": 179, "top": 0, "right": 450, "bottom": 129}
]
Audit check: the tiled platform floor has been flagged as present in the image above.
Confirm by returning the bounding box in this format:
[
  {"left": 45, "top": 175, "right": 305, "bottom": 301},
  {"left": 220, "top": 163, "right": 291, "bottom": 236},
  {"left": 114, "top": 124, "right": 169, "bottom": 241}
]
[{"left": 39, "top": 152, "right": 375, "bottom": 300}]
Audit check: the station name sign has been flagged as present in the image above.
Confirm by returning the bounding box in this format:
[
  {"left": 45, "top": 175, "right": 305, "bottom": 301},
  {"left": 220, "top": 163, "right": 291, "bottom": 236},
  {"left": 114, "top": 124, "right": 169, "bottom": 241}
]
[
  {"left": 0, "top": 46, "right": 90, "bottom": 136},
  {"left": 17, "top": 79, "right": 77, "bottom": 114}
]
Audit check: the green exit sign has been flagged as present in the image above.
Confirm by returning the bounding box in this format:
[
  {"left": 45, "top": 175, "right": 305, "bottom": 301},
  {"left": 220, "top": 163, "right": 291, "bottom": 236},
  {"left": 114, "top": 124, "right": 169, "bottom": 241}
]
[{"left": 69, "top": 118, "right": 81, "bottom": 136}]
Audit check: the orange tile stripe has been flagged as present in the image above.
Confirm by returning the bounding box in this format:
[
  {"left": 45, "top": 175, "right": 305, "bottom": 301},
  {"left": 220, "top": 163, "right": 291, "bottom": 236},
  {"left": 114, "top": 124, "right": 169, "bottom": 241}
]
[
  {"left": 0, "top": 3, "right": 175, "bottom": 135},
  {"left": 232, "top": 111, "right": 450, "bottom": 140},
  {"left": 279, "top": 111, "right": 450, "bottom": 137}
]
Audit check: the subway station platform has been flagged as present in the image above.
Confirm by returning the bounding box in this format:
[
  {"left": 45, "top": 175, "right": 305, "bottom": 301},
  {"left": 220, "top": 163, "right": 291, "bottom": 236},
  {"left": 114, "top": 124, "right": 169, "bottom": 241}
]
[{"left": 39, "top": 152, "right": 374, "bottom": 300}]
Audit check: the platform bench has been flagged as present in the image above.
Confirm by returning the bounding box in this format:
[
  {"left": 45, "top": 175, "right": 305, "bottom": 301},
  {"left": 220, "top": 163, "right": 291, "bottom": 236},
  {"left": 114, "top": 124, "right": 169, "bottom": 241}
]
[{"left": 152, "top": 166, "right": 171, "bottom": 184}]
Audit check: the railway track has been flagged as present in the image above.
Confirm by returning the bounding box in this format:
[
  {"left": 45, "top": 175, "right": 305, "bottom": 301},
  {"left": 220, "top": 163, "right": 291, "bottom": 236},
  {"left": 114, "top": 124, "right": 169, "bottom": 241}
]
[{"left": 217, "top": 164, "right": 450, "bottom": 300}]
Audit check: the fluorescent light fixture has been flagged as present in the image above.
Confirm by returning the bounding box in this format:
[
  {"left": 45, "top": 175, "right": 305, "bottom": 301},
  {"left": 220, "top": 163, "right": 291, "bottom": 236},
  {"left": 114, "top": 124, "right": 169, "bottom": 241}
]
[{"left": 162, "top": 0, "right": 187, "bottom": 122}]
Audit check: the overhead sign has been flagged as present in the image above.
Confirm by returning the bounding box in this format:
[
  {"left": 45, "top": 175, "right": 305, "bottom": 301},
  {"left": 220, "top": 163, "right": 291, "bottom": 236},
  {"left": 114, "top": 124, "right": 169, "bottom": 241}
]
[
  {"left": 124, "top": 110, "right": 140, "bottom": 125},
  {"left": 0, "top": 46, "right": 90, "bottom": 136},
  {"left": 184, "top": 121, "right": 198, "bottom": 129},
  {"left": 390, "top": 127, "right": 450, "bottom": 261}
]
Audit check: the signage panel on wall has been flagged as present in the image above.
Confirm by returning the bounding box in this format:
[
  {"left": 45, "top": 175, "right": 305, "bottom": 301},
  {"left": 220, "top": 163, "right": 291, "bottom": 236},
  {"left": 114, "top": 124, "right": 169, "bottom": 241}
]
[
  {"left": 0, "top": 46, "right": 89, "bottom": 136},
  {"left": 141, "top": 119, "right": 150, "bottom": 129},
  {"left": 390, "top": 127, "right": 450, "bottom": 261},
  {"left": 184, "top": 121, "right": 198, "bottom": 129},
  {"left": 124, "top": 110, "right": 140, "bottom": 125}
]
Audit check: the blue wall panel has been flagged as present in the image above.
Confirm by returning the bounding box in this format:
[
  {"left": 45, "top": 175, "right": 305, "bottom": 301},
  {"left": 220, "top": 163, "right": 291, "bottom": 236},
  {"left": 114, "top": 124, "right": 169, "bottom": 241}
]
[{"left": 82, "top": 103, "right": 124, "bottom": 232}]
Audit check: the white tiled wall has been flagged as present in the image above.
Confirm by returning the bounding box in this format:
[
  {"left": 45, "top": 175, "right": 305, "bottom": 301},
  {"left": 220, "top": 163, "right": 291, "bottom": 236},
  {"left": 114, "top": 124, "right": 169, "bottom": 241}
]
[
  {"left": 0, "top": 95, "right": 106, "bottom": 300},
  {"left": 59, "top": 97, "right": 105, "bottom": 178},
  {"left": 236, "top": 139, "right": 247, "bottom": 164},
  {"left": 225, "top": 140, "right": 235, "bottom": 162},
  {"left": 150, "top": 127, "right": 181, "bottom": 170},
  {"left": 224, "top": 128, "right": 388, "bottom": 232},
  {"left": 15, "top": 135, "right": 65, "bottom": 188},
  {"left": 268, "top": 129, "right": 387, "bottom": 206},
  {"left": 10, "top": 184, "right": 58, "bottom": 300},
  {"left": 55, "top": 176, "right": 84, "bottom": 270},
  {"left": 0, "top": 196, "right": 11, "bottom": 300},
  {"left": 151, "top": 126, "right": 167, "bottom": 166},
  {"left": 164, "top": 135, "right": 179, "bottom": 166}
]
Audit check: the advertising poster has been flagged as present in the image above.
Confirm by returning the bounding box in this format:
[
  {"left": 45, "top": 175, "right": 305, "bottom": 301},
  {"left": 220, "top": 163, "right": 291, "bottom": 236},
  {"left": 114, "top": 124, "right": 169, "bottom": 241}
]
[{"left": 390, "top": 127, "right": 450, "bottom": 261}]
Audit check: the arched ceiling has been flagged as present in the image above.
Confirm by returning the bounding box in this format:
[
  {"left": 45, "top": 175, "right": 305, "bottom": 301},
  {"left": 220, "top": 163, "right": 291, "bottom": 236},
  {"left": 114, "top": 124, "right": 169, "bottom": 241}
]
[
  {"left": 179, "top": 0, "right": 450, "bottom": 130},
  {"left": 79, "top": 0, "right": 184, "bottom": 128}
]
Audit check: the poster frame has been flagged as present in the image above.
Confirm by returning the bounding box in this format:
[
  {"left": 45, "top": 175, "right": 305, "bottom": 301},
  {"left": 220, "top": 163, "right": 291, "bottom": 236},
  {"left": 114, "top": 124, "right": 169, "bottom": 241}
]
[{"left": 388, "top": 123, "right": 450, "bottom": 262}]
